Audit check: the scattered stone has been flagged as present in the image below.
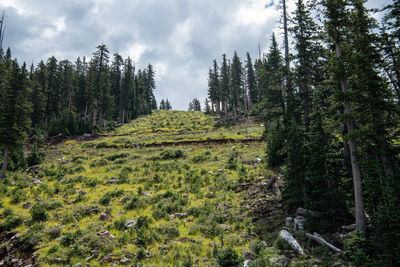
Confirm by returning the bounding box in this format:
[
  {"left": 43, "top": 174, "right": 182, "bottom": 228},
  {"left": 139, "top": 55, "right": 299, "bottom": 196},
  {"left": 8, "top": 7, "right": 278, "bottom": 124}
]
[
  {"left": 232, "top": 146, "right": 236, "bottom": 149},
  {"left": 293, "top": 216, "right": 306, "bottom": 231},
  {"left": 332, "top": 259, "right": 346, "bottom": 267},
  {"left": 219, "top": 224, "right": 231, "bottom": 231},
  {"left": 76, "top": 190, "right": 87, "bottom": 195},
  {"left": 270, "top": 257, "right": 289, "bottom": 266},
  {"left": 120, "top": 257, "right": 132, "bottom": 265},
  {"left": 285, "top": 217, "right": 293, "bottom": 227},
  {"left": 143, "top": 191, "right": 151, "bottom": 196},
  {"left": 208, "top": 171, "right": 214, "bottom": 174},
  {"left": 107, "top": 177, "right": 117, "bottom": 184},
  {"left": 53, "top": 258, "right": 63, "bottom": 264},
  {"left": 296, "top": 207, "right": 320, "bottom": 218},
  {"left": 33, "top": 179, "right": 44, "bottom": 185},
  {"left": 243, "top": 259, "right": 255, "bottom": 267},
  {"left": 26, "top": 165, "right": 40, "bottom": 173},
  {"left": 243, "top": 250, "right": 254, "bottom": 260},
  {"left": 73, "top": 262, "right": 83, "bottom": 267},
  {"left": 85, "top": 255, "right": 94, "bottom": 261},
  {"left": 175, "top": 213, "right": 188, "bottom": 219},
  {"left": 97, "top": 230, "right": 115, "bottom": 238},
  {"left": 256, "top": 158, "right": 262, "bottom": 163},
  {"left": 99, "top": 213, "right": 108, "bottom": 221},
  {"left": 125, "top": 219, "right": 136, "bottom": 229},
  {"left": 341, "top": 224, "right": 356, "bottom": 231},
  {"left": 22, "top": 202, "right": 32, "bottom": 209},
  {"left": 217, "top": 169, "right": 224, "bottom": 173}
]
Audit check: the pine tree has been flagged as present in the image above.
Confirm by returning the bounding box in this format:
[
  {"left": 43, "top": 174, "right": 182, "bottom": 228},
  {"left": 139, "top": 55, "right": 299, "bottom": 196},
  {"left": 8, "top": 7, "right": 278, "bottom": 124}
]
[
  {"left": 220, "top": 54, "right": 230, "bottom": 117},
  {"left": 245, "top": 52, "right": 257, "bottom": 108},
  {"left": 323, "top": 0, "right": 366, "bottom": 233},
  {"left": 159, "top": 99, "right": 165, "bottom": 110},
  {"left": 110, "top": 53, "right": 123, "bottom": 120},
  {"left": 165, "top": 99, "right": 172, "bottom": 110},
  {"left": 0, "top": 60, "right": 31, "bottom": 180}
]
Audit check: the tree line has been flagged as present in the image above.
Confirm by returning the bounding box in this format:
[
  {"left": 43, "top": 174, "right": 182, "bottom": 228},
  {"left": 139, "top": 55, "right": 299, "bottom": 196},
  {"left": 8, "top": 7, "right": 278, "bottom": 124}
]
[
  {"left": 208, "top": 0, "right": 400, "bottom": 265},
  {"left": 0, "top": 44, "right": 157, "bottom": 179}
]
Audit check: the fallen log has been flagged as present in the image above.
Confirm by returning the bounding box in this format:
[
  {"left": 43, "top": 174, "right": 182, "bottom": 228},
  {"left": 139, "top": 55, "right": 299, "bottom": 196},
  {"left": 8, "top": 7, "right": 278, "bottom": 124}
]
[
  {"left": 279, "top": 230, "right": 305, "bottom": 255},
  {"left": 306, "top": 232, "right": 342, "bottom": 253}
]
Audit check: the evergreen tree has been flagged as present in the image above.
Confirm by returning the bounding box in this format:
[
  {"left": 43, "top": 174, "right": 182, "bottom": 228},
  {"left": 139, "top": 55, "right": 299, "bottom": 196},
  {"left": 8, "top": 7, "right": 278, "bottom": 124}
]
[
  {"left": 245, "top": 52, "right": 257, "bottom": 108},
  {"left": 0, "top": 60, "right": 31, "bottom": 180}
]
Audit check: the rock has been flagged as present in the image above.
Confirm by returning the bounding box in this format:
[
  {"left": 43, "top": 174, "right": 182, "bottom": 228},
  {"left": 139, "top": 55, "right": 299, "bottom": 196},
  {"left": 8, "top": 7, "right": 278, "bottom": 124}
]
[
  {"left": 143, "top": 191, "right": 151, "bottom": 196},
  {"left": 76, "top": 190, "right": 87, "bottom": 195},
  {"left": 219, "top": 224, "right": 231, "bottom": 231},
  {"left": 296, "top": 207, "right": 320, "bottom": 218},
  {"left": 270, "top": 257, "right": 289, "bottom": 266},
  {"left": 285, "top": 217, "right": 293, "bottom": 227},
  {"left": 52, "top": 258, "right": 63, "bottom": 264},
  {"left": 107, "top": 177, "right": 117, "bottom": 184},
  {"left": 125, "top": 219, "right": 136, "bottom": 229},
  {"left": 73, "top": 263, "right": 83, "bottom": 267},
  {"left": 26, "top": 165, "right": 40, "bottom": 173},
  {"left": 99, "top": 213, "right": 108, "bottom": 221},
  {"left": 22, "top": 202, "right": 32, "bottom": 209},
  {"left": 120, "top": 257, "right": 132, "bottom": 265},
  {"left": 217, "top": 169, "right": 224, "bottom": 173},
  {"left": 97, "top": 230, "right": 115, "bottom": 238},
  {"left": 256, "top": 158, "right": 262, "bottom": 163},
  {"left": 243, "top": 250, "right": 254, "bottom": 260},
  {"left": 243, "top": 259, "right": 255, "bottom": 267},
  {"left": 341, "top": 224, "right": 356, "bottom": 231},
  {"left": 278, "top": 230, "right": 304, "bottom": 255},
  {"left": 293, "top": 216, "right": 306, "bottom": 231},
  {"left": 83, "top": 133, "right": 91, "bottom": 137},
  {"left": 85, "top": 255, "right": 94, "bottom": 261},
  {"left": 175, "top": 213, "right": 188, "bottom": 219},
  {"left": 332, "top": 259, "right": 346, "bottom": 267},
  {"left": 10, "top": 258, "right": 23, "bottom": 266},
  {"left": 33, "top": 179, "right": 44, "bottom": 185},
  {"left": 208, "top": 171, "right": 214, "bottom": 174}
]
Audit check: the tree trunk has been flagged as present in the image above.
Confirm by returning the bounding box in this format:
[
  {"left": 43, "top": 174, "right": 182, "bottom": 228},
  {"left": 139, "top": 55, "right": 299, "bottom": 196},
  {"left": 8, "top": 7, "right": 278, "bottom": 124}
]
[
  {"left": 0, "top": 146, "right": 9, "bottom": 181},
  {"left": 93, "top": 99, "right": 97, "bottom": 126},
  {"left": 334, "top": 30, "right": 366, "bottom": 233}
]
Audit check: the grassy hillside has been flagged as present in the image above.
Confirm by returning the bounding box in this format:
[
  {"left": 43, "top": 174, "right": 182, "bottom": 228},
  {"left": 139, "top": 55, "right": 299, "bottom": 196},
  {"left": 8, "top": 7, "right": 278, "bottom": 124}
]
[{"left": 0, "top": 111, "right": 308, "bottom": 266}]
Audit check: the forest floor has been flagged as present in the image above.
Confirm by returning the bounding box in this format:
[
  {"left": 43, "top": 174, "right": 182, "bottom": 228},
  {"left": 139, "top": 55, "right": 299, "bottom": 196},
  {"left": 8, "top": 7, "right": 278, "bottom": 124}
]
[{"left": 0, "top": 110, "right": 343, "bottom": 266}]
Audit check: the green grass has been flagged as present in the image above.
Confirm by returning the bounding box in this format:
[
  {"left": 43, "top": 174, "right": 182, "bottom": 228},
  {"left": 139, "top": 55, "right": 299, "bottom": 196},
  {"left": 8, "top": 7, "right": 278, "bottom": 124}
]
[{"left": 0, "top": 110, "right": 288, "bottom": 266}]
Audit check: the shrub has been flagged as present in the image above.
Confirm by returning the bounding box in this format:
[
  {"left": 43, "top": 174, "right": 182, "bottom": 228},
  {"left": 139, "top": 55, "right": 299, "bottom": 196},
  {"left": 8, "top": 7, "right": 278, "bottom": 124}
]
[
  {"left": 216, "top": 247, "right": 243, "bottom": 267},
  {"left": 106, "top": 152, "right": 129, "bottom": 161},
  {"left": 136, "top": 247, "right": 146, "bottom": 260},
  {"left": 21, "top": 224, "right": 45, "bottom": 251},
  {"left": 114, "top": 217, "right": 127, "bottom": 231},
  {"left": 30, "top": 202, "right": 49, "bottom": 222},
  {"left": 46, "top": 225, "right": 62, "bottom": 239},
  {"left": 156, "top": 222, "right": 180, "bottom": 240},
  {"left": 136, "top": 215, "right": 152, "bottom": 229},
  {"left": 2, "top": 215, "right": 24, "bottom": 230},
  {"left": 159, "top": 149, "right": 186, "bottom": 160}
]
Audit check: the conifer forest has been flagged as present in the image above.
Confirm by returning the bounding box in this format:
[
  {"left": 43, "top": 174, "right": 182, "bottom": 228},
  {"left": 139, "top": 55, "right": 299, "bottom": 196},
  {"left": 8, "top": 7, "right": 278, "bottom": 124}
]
[{"left": 0, "top": 0, "right": 399, "bottom": 266}]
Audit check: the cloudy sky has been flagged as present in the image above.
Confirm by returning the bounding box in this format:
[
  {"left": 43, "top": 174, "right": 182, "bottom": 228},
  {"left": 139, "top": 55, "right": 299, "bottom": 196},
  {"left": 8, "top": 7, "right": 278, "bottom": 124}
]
[{"left": 0, "top": 0, "right": 390, "bottom": 110}]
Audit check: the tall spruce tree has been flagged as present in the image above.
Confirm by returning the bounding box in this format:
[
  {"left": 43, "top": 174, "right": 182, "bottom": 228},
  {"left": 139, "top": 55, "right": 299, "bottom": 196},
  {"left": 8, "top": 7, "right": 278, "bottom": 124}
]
[{"left": 0, "top": 60, "right": 31, "bottom": 180}]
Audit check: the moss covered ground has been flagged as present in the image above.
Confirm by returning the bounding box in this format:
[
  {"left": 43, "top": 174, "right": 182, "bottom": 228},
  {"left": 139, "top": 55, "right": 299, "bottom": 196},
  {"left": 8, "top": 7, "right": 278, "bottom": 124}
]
[{"left": 0, "top": 110, "right": 306, "bottom": 266}]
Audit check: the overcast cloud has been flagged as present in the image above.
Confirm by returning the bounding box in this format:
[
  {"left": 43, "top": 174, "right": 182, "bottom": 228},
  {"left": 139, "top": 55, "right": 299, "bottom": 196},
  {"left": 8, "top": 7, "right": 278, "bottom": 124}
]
[{"left": 0, "top": 0, "right": 390, "bottom": 110}]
